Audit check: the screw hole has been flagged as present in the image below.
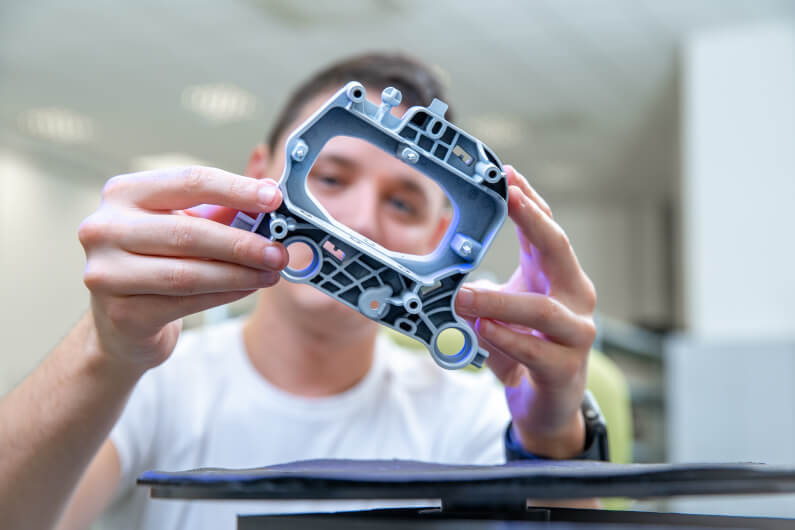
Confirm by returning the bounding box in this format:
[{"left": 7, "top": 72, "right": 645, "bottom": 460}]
[{"left": 436, "top": 327, "right": 468, "bottom": 358}]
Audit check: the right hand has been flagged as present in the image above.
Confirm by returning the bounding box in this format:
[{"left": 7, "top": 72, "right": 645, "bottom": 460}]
[{"left": 78, "top": 166, "right": 286, "bottom": 371}]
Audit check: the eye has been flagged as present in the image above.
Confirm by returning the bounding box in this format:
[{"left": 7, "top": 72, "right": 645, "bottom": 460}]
[
  {"left": 309, "top": 173, "right": 344, "bottom": 190},
  {"left": 387, "top": 195, "right": 420, "bottom": 217}
]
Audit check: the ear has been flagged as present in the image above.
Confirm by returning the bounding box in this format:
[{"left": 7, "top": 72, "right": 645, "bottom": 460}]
[{"left": 245, "top": 143, "right": 270, "bottom": 180}]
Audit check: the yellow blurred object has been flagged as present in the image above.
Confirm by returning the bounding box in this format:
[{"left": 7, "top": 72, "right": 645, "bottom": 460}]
[{"left": 383, "top": 328, "right": 635, "bottom": 509}]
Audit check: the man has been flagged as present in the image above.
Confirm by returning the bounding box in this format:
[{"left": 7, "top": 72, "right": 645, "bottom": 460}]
[{"left": 0, "top": 53, "right": 598, "bottom": 529}]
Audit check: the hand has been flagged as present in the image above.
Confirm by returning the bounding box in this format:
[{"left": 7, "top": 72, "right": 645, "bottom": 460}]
[
  {"left": 454, "top": 165, "right": 597, "bottom": 459},
  {"left": 78, "top": 166, "right": 287, "bottom": 372}
]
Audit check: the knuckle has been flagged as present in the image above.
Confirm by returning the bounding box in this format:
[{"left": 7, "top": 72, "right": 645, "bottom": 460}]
[
  {"left": 101, "top": 174, "right": 129, "bottom": 201},
  {"left": 182, "top": 166, "right": 208, "bottom": 194},
  {"left": 166, "top": 262, "right": 197, "bottom": 293},
  {"left": 105, "top": 298, "right": 132, "bottom": 329},
  {"left": 83, "top": 263, "right": 109, "bottom": 292},
  {"left": 581, "top": 319, "right": 598, "bottom": 346},
  {"left": 230, "top": 234, "right": 253, "bottom": 263},
  {"left": 583, "top": 276, "right": 598, "bottom": 310},
  {"left": 227, "top": 173, "right": 250, "bottom": 199},
  {"left": 553, "top": 228, "right": 571, "bottom": 251},
  {"left": 485, "top": 290, "right": 506, "bottom": 315},
  {"left": 77, "top": 215, "right": 105, "bottom": 247},
  {"left": 169, "top": 218, "right": 195, "bottom": 250},
  {"left": 536, "top": 297, "right": 560, "bottom": 327}
]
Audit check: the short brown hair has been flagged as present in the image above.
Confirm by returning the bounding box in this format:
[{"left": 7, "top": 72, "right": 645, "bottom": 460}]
[{"left": 266, "top": 52, "right": 454, "bottom": 150}]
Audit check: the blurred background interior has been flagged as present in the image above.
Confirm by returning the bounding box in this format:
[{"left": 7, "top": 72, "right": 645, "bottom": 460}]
[{"left": 1, "top": 0, "right": 793, "bottom": 519}]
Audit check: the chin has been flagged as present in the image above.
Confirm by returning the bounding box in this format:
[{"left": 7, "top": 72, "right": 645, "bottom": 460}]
[{"left": 280, "top": 282, "right": 369, "bottom": 326}]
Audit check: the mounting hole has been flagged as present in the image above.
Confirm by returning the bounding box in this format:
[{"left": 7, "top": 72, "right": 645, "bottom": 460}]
[
  {"left": 434, "top": 326, "right": 470, "bottom": 360},
  {"left": 270, "top": 219, "right": 288, "bottom": 239},
  {"left": 402, "top": 293, "right": 422, "bottom": 315},
  {"left": 395, "top": 317, "right": 417, "bottom": 334},
  {"left": 484, "top": 165, "right": 502, "bottom": 183},
  {"left": 370, "top": 300, "right": 379, "bottom": 310},
  {"left": 427, "top": 118, "right": 444, "bottom": 139},
  {"left": 347, "top": 84, "right": 366, "bottom": 103},
  {"left": 283, "top": 237, "right": 321, "bottom": 281}
]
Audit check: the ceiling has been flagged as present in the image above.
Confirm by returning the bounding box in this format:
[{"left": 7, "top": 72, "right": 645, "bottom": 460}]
[{"left": 1, "top": 0, "right": 793, "bottom": 200}]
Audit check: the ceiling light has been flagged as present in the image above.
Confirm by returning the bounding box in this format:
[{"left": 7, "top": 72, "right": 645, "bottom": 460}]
[
  {"left": 130, "top": 152, "right": 209, "bottom": 173},
  {"left": 181, "top": 83, "right": 258, "bottom": 123},
  {"left": 18, "top": 107, "right": 95, "bottom": 144}
]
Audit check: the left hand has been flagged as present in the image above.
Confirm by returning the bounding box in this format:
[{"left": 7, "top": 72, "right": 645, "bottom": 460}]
[{"left": 454, "top": 165, "right": 597, "bottom": 459}]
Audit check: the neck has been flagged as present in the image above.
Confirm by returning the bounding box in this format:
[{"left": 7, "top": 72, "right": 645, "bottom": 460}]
[{"left": 243, "top": 288, "right": 378, "bottom": 397}]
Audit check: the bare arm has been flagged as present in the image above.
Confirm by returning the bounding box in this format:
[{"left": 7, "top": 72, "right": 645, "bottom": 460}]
[
  {"left": 0, "top": 166, "right": 286, "bottom": 529},
  {"left": 0, "top": 314, "right": 143, "bottom": 530},
  {"left": 56, "top": 439, "right": 123, "bottom": 530}
]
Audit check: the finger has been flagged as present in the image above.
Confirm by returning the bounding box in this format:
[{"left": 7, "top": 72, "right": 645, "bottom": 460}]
[
  {"left": 108, "top": 290, "right": 257, "bottom": 334},
  {"left": 508, "top": 185, "right": 589, "bottom": 302},
  {"left": 84, "top": 250, "right": 281, "bottom": 296},
  {"left": 455, "top": 287, "right": 594, "bottom": 347},
  {"left": 116, "top": 213, "right": 287, "bottom": 271},
  {"left": 102, "top": 167, "right": 281, "bottom": 213},
  {"left": 478, "top": 330, "right": 526, "bottom": 387},
  {"left": 476, "top": 319, "right": 582, "bottom": 387},
  {"left": 503, "top": 165, "right": 552, "bottom": 218}
]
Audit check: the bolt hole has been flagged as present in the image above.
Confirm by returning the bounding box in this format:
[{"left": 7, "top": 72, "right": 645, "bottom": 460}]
[
  {"left": 352, "top": 88, "right": 363, "bottom": 98},
  {"left": 286, "top": 241, "right": 314, "bottom": 271},
  {"left": 370, "top": 300, "right": 379, "bottom": 310},
  {"left": 436, "top": 327, "right": 468, "bottom": 358}
]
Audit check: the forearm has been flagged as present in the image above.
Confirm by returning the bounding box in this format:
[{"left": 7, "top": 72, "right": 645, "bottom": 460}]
[{"left": 0, "top": 312, "right": 146, "bottom": 530}]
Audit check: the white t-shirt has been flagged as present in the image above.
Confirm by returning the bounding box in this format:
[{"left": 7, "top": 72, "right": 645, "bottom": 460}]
[{"left": 100, "top": 318, "right": 511, "bottom": 529}]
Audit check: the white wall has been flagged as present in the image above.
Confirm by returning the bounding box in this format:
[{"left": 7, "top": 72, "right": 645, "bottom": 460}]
[
  {"left": 0, "top": 148, "right": 101, "bottom": 394},
  {"left": 668, "top": 21, "right": 795, "bottom": 517},
  {"left": 681, "top": 21, "right": 795, "bottom": 340}
]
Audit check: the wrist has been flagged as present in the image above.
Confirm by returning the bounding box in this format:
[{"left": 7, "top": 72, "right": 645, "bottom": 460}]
[
  {"left": 512, "top": 408, "right": 586, "bottom": 460},
  {"left": 77, "top": 312, "right": 150, "bottom": 386}
]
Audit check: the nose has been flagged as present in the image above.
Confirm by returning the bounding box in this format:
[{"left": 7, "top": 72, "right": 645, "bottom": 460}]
[{"left": 333, "top": 179, "right": 382, "bottom": 247}]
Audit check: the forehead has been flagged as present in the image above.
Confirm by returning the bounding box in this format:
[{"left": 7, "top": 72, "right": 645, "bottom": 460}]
[{"left": 277, "top": 89, "right": 450, "bottom": 203}]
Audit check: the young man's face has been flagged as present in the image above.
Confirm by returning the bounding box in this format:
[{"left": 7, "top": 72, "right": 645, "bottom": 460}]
[{"left": 255, "top": 89, "right": 451, "bottom": 319}]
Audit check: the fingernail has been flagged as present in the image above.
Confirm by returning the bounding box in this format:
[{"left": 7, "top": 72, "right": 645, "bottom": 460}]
[
  {"left": 258, "top": 183, "right": 277, "bottom": 206},
  {"left": 259, "top": 271, "right": 280, "bottom": 285},
  {"left": 478, "top": 319, "right": 492, "bottom": 335},
  {"left": 264, "top": 246, "right": 284, "bottom": 269},
  {"left": 456, "top": 287, "right": 475, "bottom": 312}
]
